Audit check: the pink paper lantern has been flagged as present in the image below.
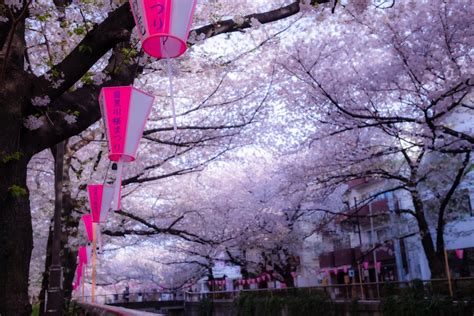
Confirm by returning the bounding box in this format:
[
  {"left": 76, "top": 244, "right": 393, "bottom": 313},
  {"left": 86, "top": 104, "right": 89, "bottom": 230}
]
[
  {"left": 375, "top": 262, "right": 381, "bottom": 273},
  {"left": 333, "top": 268, "right": 338, "bottom": 275},
  {"left": 291, "top": 272, "right": 297, "bottom": 279},
  {"left": 81, "top": 214, "right": 93, "bottom": 241},
  {"left": 343, "top": 266, "right": 348, "bottom": 273},
  {"left": 88, "top": 184, "right": 114, "bottom": 222},
  {"left": 363, "top": 262, "right": 369, "bottom": 270},
  {"left": 99, "top": 86, "right": 155, "bottom": 163},
  {"left": 78, "top": 246, "right": 89, "bottom": 266},
  {"left": 130, "top": 0, "right": 197, "bottom": 58},
  {"left": 99, "top": 86, "right": 155, "bottom": 210},
  {"left": 73, "top": 264, "right": 83, "bottom": 290},
  {"left": 455, "top": 249, "right": 464, "bottom": 260}
]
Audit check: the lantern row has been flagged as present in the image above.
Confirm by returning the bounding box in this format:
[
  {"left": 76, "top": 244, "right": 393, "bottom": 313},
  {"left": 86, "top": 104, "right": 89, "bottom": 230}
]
[{"left": 72, "top": 0, "right": 198, "bottom": 298}]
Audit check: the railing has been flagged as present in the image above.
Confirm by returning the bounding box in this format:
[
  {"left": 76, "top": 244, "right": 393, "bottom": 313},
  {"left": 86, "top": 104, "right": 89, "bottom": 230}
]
[
  {"left": 184, "top": 278, "right": 474, "bottom": 302},
  {"left": 74, "top": 291, "right": 184, "bottom": 305}
]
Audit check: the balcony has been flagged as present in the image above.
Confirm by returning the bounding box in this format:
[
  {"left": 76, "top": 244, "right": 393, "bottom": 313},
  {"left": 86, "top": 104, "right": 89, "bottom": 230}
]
[
  {"left": 319, "top": 245, "right": 395, "bottom": 270},
  {"left": 334, "top": 248, "right": 355, "bottom": 266},
  {"left": 339, "top": 198, "right": 390, "bottom": 226},
  {"left": 347, "top": 178, "right": 370, "bottom": 190},
  {"left": 319, "top": 252, "right": 335, "bottom": 268},
  {"left": 319, "top": 247, "right": 365, "bottom": 268}
]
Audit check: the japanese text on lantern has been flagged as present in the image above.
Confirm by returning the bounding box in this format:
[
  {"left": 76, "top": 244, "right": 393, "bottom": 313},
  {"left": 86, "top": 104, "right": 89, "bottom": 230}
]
[
  {"left": 112, "top": 91, "right": 122, "bottom": 152},
  {"left": 92, "top": 187, "right": 99, "bottom": 215},
  {"left": 149, "top": 1, "right": 166, "bottom": 33}
]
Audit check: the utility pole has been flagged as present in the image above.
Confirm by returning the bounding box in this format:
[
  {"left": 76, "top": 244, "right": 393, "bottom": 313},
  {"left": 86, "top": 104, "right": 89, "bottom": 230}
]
[
  {"left": 387, "top": 193, "right": 405, "bottom": 281},
  {"left": 354, "top": 197, "right": 365, "bottom": 299},
  {"left": 46, "top": 141, "right": 65, "bottom": 315},
  {"left": 368, "top": 202, "right": 380, "bottom": 297}
]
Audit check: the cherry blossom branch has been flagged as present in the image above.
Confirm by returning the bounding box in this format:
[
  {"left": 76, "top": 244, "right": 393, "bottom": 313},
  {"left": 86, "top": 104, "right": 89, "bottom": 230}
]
[
  {"left": 103, "top": 210, "right": 215, "bottom": 245},
  {"left": 24, "top": 1, "right": 312, "bottom": 155}
]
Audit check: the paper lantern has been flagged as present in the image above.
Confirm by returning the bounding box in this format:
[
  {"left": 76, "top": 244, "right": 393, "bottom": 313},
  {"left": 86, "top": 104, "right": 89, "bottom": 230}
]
[
  {"left": 81, "top": 214, "right": 93, "bottom": 241},
  {"left": 455, "top": 249, "right": 464, "bottom": 260},
  {"left": 343, "top": 266, "right": 348, "bottom": 274},
  {"left": 99, "top": 86, "right": 155, "bottom": 162},
  {"left": 72, "top": 265, "right": 83, "bottom": 291},
  {"left": 291, "top": 272, "right": 297, "bottom": 278},
  {"left": 99, "top": 86, "right": 155, "bottom": 210},
  {"left": 86, "top": 244, "right": 92, "bottom": 263},
  {"left": 363, "top": 262, "right": 369, "bottom": 270},
  {"left": 332, "top": 268, "right": 338, "bottom": 275},
  {"left": 130, "top": 0, "right": 197, "bottom": 59},
  {"left": 78, "top": 246, "right": 89, "bottom": 266},
  {"left": 375, "top": 262, "right": 381, "bottom": 273},
  {"left": 88, "top": 184, "right": 114, "bottom": 222}
]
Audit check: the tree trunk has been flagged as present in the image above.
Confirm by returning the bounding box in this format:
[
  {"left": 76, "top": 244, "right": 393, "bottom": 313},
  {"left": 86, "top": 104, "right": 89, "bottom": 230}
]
[
  {"left": 411, "top": 192, "right": 446, "bottom": 278},
  {"left": 0, "top": 157, "right": 33, "bottom": 316},
  {"left": 0, "top": 54, "right": 33, "bottom": 314},
  {"left": 39, "top": 141, "right": 80, "bottom": 315}
]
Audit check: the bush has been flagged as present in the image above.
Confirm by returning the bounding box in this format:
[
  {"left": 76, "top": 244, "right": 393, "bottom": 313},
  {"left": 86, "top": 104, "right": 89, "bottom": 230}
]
[
  {"left": 199, "top": 297, "right": 213, "bottom": 316},
  {"left": 381, "top": 281, "right": 474, "bottom": 316},
  {"left": 235, "top": 292, "right": 332, "bottom": 316}
]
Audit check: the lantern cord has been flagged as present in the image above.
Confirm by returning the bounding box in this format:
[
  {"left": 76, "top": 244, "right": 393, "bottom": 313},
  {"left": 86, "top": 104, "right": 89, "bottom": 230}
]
[
  {"left": 112, "top": 160, "right": 123, "bottom": 211},
  {"left": 166, "top": 57, "right": 178, "bottom": 131},
  {"left": 102, "top": 160, "right": 111, "bottom": 186}
]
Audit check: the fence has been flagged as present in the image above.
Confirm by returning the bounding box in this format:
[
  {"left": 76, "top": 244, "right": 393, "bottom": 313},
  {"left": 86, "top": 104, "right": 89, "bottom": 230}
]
[
  {"left": 75, "top": 291, "right": 184, "bottom": 305},
  {"left": 72, "top": 278, "right": 474, "bottom": 305},
  {"left": 184, "top": 277, "right": 474, "bottom": 302}
]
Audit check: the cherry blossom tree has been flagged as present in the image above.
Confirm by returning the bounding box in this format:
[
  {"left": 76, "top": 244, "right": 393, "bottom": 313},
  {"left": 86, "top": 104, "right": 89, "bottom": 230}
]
[
  {"left": 1, "top": 0, "right": 353, "bottom": 313},
  {"left": 277, "top": 0, "right": 474, "bottom": 277}
]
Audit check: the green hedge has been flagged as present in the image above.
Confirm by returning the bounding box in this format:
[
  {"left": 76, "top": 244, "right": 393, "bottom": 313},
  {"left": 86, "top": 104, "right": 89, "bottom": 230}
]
[
  {"left": 199, "top": 297, "right": 213, "bottom": 316},
  {"left": 381, "top": 280, "right": 474, "bottom": 316},
  {"left": 235, "top": 292, "right": 333, "bottom": 316}
]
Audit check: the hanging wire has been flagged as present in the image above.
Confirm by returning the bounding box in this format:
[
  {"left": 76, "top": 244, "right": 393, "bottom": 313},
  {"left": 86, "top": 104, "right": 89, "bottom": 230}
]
[
  {"left": 102, "top": 160, "right": 112, "bottom": 185},
  {"left": 161, "top": 36, "right": 178, "bottom": 132},
  {"left": 166, "top": 57, "right": 178, "bottom": 132}
]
